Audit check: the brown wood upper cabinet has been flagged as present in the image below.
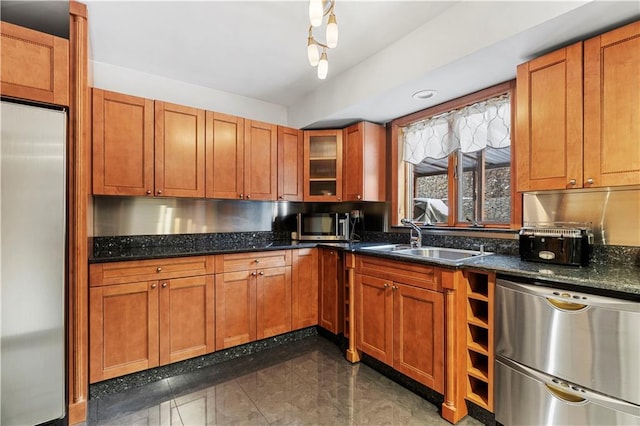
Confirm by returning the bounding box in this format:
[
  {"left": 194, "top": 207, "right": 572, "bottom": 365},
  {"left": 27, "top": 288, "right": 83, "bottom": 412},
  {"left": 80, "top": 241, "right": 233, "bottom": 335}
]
[
  {"left": 516, "top": 21, "right": 640, "bottom": 191},
  {"left": 92, "top": 89, "right": 154, "bottom": 195},
  {"left": 92, "top": 89, "right": 206, "bottom": 197},
  {"left": 244, "top": 120, "right": 278, "bottom": 200},
  {"left": 277, "top": 126, "right": 304, "bottom": 201},
  {"left": 89, "top": 256, "right": 215, "bottom": 383},
  {"left": 304, "top": 129, "right": 343, "bottom": 201},
  {"left": 205, "top": 114, "right": 277, "bottom": 200},
  {"left": 0, "top": 22, "right": 69, "bottom": 106},
  {"left": 205, "top": 112, "right": 245, "bottom": 199},
  {"left": 343, "top": 122, "right": 386, "bottom": 202},
  {"left": 155, "top": 101, "right": 206, "bottom": 197},
  {"left": 583, "top": 21, "right": 640, "bottom": 188}
]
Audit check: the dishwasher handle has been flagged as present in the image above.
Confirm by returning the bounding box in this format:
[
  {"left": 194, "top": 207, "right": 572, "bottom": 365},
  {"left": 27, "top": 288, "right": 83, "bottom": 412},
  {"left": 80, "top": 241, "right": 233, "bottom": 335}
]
[
  {"left": 545, "top": 298, "right": 588, "bottom": 311},
  {"left": 497, "top": 278, "right": 640, "bottom": 313}
]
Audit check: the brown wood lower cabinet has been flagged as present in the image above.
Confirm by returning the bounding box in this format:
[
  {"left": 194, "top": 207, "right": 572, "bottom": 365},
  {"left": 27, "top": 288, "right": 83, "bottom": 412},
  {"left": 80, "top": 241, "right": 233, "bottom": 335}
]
[
  {"left": 355, "top": 255, "right": 444, "bottom": 393},
  {"left": 90, "top": 281, "right": 159, "bottom": 382},
  {"left": 160, "top": 276, "right": 215, "bottom": 365},
  {"left": 89, "top": 257, "right": 215, "bottom": 383},
  {"left": 214, "top": 250, "right": 292, "bottom": 350},
  {"left": 291, "top": 248, "right": 318, "bottom": 330},
  {"left": 319, "top": 248, "right": 342, "bottom": 334},
  {"left": 89, "top": 251, "right": 305, "bottom": 383}
]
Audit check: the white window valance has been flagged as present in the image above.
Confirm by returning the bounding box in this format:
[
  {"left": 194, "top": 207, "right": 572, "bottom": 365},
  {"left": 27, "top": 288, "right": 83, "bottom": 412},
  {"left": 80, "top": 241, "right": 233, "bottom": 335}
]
[{"left": 402, "top": 94, "right": 511, "bottom": 164}]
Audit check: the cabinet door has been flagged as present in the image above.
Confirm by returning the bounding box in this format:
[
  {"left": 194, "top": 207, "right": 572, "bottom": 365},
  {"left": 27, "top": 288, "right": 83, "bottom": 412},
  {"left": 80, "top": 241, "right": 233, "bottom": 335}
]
[
  {"left": 304, "top": 130, "right": 343, "bottom": 201},
  {"left": 92, "top": 89, "right": 154, "bottom": 196},
  {"left": 0, "top": 22, "right": 69, "bottom": 105},
  {"left": 215, "top": 271, "right": 256, "bottom": 350},
  {"left": 159, "top": 275, "right": 214, "bottom": 365},
  {"left": 355, "top": 274, "right": 393, "bottom": 365},
  {"left": 206, "top": 112, "right": 245, "bottom": 199},
  {"left": 516, "top": 42, "right": 583, "bottom": 191},
  {"left": 318, "top": 249, "right": 341, "bottom": 333},
  {"left": 155, "top": 101, "right": 205, "bottom": 197},
  {"left": 291, "top": 248, "right": 319, "bottom": 330},
  {"left": 244, "top": 120, "right": 277, "bottom": 200},
  {"left": 256, "top": 266, "right": 292, "bottom": 339},
  {"left": 393, "top": 283, "right": 444, "bottom": 392},
  {"left": 89, "top": 282, "right": 159, "bottom": 383},
  {"left": 584, "top": 21, "right": 640, "bottom": 187},
  {"left": 277, "top": 126, "right": 303, "bottom": 201},
  {"left": 343, "top": 122, "right": 386, "bottom": 202}
]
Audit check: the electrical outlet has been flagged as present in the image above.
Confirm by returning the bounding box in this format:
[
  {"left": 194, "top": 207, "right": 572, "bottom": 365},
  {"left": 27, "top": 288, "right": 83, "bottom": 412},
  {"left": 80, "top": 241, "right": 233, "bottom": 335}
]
[{"left": 350, "top": 210, "right": 362, "bottom": 220}]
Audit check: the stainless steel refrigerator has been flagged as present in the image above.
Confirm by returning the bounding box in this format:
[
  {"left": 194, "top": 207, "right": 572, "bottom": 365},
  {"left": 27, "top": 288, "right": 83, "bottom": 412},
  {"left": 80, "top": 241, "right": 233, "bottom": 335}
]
[{"left": 1, "top": 100, "right": 66, "bottom": 425}]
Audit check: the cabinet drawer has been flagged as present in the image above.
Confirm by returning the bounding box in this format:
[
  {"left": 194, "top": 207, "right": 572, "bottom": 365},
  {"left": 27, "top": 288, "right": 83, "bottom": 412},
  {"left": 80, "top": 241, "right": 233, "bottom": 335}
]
[
  {"left": 215, "top": 250, "right": 291, "bottom": 273},
  {"left": 356, "top": 255, "right": 440, "bottom": 291},
  {"left": 90, "top": 256, "right": 215, "bottom": 286}
]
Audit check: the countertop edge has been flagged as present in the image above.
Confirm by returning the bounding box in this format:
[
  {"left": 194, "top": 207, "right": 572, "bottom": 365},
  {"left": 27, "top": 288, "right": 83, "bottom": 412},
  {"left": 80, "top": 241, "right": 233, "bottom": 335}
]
[{"left": 90, "top": 242, "right": 640, "bottom": 297}]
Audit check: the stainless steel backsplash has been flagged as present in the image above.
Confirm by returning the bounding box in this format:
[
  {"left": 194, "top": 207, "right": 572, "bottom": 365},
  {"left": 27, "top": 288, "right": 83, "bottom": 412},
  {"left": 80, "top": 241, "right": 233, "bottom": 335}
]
[
  {"left": 523, "top": 187, "right": 640, "bottom": 246},
  {"left": 93, "top": 197, "right": 278, "bottom": 236},
  {"left": 93, "top": 196, "right": 387, "bottom": 237}
]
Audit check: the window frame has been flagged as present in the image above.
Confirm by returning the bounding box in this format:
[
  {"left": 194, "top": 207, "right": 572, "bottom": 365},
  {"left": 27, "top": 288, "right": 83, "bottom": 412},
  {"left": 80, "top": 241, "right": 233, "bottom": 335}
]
[{"left": 389, "top": 80, "right": 521, "bottom": 229}]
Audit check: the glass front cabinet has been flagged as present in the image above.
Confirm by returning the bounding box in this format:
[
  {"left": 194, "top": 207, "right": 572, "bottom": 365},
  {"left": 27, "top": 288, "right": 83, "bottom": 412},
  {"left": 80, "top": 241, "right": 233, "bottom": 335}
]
[{"left": 303, "top": 129, "right": 343, "bottom": 201}]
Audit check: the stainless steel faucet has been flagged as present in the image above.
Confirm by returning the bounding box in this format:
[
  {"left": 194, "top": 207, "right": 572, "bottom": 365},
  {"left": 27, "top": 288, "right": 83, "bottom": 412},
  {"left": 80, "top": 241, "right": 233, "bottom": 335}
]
[{"left": 401, "top": 218, "right": 422, "bottom": 248}]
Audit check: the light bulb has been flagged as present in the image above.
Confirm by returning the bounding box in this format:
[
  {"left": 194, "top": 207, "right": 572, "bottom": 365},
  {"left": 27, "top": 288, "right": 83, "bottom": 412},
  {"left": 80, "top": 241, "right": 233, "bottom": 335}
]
[
  {"left": 309, "top": 0, "right": 323, "bottom": 27},
  {"left": 326, "top": 13, "right": 338, "bottom": 48},
  {"left": 307, "top": 38, "right": 319, "bottom": 66},
  {"left": 317, "top": 50, "right": 328, "bottom": 79}
]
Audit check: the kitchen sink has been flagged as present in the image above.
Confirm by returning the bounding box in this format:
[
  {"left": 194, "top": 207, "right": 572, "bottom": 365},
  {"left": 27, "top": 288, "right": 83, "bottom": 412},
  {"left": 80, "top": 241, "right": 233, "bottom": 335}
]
[
  {"left": 361, "top": 244, "right": 492, "bottom": 265},
  {"left": 360, "top": 244, "right": 413, "bottom": 252},
  {"left": 395, "top": 247, "right": 491, "bottom": 262}
]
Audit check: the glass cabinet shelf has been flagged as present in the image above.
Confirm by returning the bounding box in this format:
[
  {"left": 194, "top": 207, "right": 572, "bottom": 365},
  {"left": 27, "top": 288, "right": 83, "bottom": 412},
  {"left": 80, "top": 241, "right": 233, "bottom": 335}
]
[{"left": 304, "top": 130, "right": 343, "bottom": 200}]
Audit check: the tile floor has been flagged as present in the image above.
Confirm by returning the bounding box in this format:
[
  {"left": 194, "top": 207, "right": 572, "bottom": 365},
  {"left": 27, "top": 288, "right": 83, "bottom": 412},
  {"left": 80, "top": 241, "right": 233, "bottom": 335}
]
[{"left": 86, "top": 336, "right": 482, "bottom": 425}]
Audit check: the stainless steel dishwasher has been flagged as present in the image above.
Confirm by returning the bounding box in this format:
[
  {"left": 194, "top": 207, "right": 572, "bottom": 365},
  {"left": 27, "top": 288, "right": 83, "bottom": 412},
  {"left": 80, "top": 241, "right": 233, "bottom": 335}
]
[{"left": 495, "top": 277, "right": 640, "bottom": 425}]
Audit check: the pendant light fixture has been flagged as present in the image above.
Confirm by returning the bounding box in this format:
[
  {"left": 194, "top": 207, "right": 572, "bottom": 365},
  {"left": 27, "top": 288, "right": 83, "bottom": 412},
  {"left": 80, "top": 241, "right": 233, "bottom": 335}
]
[{"left": 307, "top": 0, "right": 338, "bottom": 80}]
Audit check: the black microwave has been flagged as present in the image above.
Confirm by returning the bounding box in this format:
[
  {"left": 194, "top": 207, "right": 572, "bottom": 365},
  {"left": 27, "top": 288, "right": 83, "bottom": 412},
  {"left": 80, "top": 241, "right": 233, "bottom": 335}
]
[{"left": 292, "top": 213, "right": 350, "bottom": 241}]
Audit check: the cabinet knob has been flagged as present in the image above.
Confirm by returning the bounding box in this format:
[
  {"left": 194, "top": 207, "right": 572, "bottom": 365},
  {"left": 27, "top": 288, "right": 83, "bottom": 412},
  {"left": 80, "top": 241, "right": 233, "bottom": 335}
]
[
  {"left": 156, "top": 267, "right": 162, "bottom": 273},
  {"left": 246, "top": 195, "right": 251, "bottom": 199},
  {"left": 146, "top": 190, "right": 152, "bottom": 195},
  {"left": 162, "top": 282, "right": 168, "bottom": 288},
  {"left": 384, "top": 283, "right": 389, "bottom": 288},
  {"left": 586, "top": 178, "right": 594, "bottom": 185},
  {"left": 255, "top": 259, "right": 260, "bottom": 263},
  {"left": 157, "top": 190, "right": 162, "bottom": 195},
  {"left": 337, "top": 197, "right": 341, "bottom": 201},
  {"left": 151, "top": 283, "right": 157, "bottom": 289},
  {"left": 259, "top": 271, "right": 264, "bottom": 276},
  {"left": 279, "top": 195, "right": 284, "bottom": 200},
  {"left": 357, "top": 195, "right": 361, "bottom": 200},
  {"left": 392, "top": 285, "right": 398, "bottom": 291},
  {"left": 568, "top": 179, "right": 576, "bottom": 186},
  {"left": 251, "top": 271, "right": 257, "bottom": 276},
  {"left": 239, "top": 193, "right": 244, "bottom": 199}
]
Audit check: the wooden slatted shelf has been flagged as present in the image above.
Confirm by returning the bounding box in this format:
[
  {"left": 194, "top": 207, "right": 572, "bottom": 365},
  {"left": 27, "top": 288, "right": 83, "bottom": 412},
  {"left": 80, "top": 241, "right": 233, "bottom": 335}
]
[{"left": 464, "top": 270, "right": 495, "bottom": 412}]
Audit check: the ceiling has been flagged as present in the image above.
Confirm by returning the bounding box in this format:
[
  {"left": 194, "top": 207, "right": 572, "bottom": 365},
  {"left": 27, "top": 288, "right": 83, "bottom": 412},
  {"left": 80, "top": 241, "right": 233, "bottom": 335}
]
[{"left": 83, "top": 1, "right": 639, "bottom": 129}]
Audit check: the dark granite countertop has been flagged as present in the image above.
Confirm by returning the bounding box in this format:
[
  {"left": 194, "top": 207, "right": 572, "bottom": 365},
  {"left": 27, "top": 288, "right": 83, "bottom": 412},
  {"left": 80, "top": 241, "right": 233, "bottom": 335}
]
[
  {"left": 91, "top": 238, "right": 639, "bottom": 298},
  {"left": 350, "top": 246, "right": 640, "bottom": 298},
  {"left": 90, "top": 240, "right": 320, "bottom": 263}
]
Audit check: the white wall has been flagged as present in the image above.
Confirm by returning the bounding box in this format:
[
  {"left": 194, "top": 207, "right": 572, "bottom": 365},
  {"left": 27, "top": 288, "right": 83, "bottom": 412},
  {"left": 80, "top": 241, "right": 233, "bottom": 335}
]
[
  {"left": 286, "top": 1, "right": 594, "bottom": 128},
  {"left": 91, "top": 61, "right": 288, "bottom": 126}
]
